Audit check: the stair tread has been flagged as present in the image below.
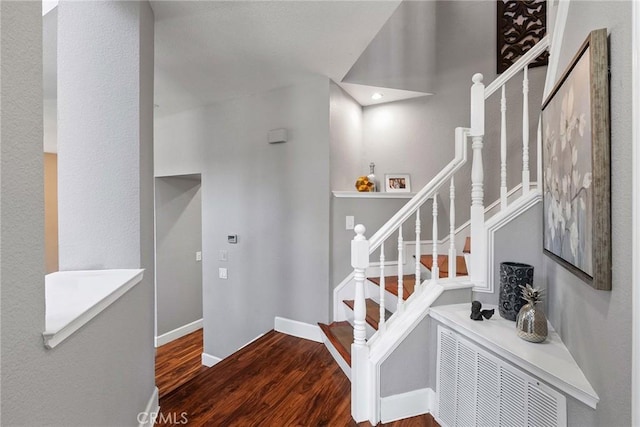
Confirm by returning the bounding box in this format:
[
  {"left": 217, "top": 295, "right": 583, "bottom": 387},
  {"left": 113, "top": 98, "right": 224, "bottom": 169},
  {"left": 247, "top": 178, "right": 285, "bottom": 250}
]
[
  {"left": 420, "top": 254, "right": 468, "bottom": 278},
  {"left": 343, "top": 298, "right": 392, "bottom": 330},
  {"left": 318, "top": 321, "right": 352, "bottom": 366},
  {"left": 368, "top": 274, "right": 417, "bottom": 299}
]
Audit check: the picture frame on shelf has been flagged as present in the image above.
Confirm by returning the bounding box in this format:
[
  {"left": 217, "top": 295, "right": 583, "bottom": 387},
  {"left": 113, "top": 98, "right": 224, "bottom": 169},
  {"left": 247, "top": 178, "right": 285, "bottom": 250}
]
[
  {"left": 541, "top": 28, "right": 611, "bottom": 290},
  {"left": 385, "top": 174, "right": 411, "bottom": 193}
]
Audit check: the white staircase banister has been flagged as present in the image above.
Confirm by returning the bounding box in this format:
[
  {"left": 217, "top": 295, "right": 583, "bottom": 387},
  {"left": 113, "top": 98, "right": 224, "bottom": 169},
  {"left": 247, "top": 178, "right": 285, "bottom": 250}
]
[
  {"left": 484, "top": 35, "right": 550, "bottom": 99},
  {"left": 368, "top": 127, "right": 470, "bottom": 252}
]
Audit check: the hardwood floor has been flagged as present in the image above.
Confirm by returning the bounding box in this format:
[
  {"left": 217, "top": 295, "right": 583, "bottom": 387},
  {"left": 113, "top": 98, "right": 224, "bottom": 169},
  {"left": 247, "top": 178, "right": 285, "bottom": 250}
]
[
  {"left": 157, "top": 330, "right": 437, "bottom": 426},
  {"left": 156, "top": 329, "right": 208, "bottom": 397}
]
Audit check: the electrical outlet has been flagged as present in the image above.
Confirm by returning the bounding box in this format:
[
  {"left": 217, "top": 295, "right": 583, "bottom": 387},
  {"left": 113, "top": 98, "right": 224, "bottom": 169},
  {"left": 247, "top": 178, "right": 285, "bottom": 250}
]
[
  {"left": 219, "top": 250, "right": 228, "bottom": 261},
  {"left": 196, "top": 251, "right": 202, "bottom": 261},
  {"left": 346, "top": 216, "right": 355, "bottom": 230},
  {"left": 218, "top": 268, "right": 228, "bottom": 279}
]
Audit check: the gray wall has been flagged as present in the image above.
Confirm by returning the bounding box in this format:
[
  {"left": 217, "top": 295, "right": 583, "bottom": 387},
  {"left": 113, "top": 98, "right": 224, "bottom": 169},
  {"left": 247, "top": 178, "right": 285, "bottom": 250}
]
[
  {"left": 155, "top": 77, "right": 331, "bottom": 359},
  {"left": 380, "top": 317, "right": 430, "bottom": 397},
  {"left": 358, "top": 1, "right": 546, "bottom": 227},
  {"left": 1, "top": 1, "right": 156, "bottom": 425},
  {"left": 330, "top": 82, "right": 363, "bottom": 191},
  {"left": 544, "top": 2, "right": 633, "bottom": 426},
  {"left": 155, "top": 175, "right": 203, "bottom": 336},
  {"left": 475, "top": 201, "right": 545, "bottom": 308}
]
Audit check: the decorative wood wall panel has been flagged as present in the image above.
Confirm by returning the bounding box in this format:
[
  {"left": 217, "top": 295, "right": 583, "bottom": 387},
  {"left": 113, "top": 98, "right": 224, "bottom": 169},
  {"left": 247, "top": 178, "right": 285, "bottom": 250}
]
[{"left": 497, "top": 0, "right": 548, "bottom": 74}]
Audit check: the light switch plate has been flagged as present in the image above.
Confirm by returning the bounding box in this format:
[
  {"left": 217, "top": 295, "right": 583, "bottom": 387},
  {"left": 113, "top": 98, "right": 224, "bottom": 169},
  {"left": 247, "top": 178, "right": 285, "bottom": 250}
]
[
  {"left": 196, "top": 251, "right": 202, "bottom": 261},
  {"left": 218, "top": 268, "right": 228, "bottom": 279},
  {"left": 346, "top": 216, "right": 355, "bottom": 230}
]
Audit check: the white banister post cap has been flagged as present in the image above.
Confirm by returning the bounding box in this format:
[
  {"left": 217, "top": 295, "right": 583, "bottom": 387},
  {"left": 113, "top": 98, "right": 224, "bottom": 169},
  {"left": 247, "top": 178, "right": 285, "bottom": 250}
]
[
  {"left": 354, "top": 224, "right": 366, "bottom": 240},
  {"left": 472, "top": 73, "right": 484, "bottom": 84}
]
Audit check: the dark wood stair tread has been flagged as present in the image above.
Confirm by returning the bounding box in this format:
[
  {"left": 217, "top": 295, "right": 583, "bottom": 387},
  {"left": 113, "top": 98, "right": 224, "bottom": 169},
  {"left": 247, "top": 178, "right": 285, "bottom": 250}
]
[
  {"left": 420, "top": 254, "right": 468, "bottom": 278},
  {"left": 343, "top": 298, "right": 392, "bottom": 330},
  {"left": 368, "top": 274, "right": 417, "bottom": 299},
  {"left": 463, "top": 236, "right": 471, "bottom": 254},
  {"left": 318, "top": 321, "right": 352, "bottom": 366}
]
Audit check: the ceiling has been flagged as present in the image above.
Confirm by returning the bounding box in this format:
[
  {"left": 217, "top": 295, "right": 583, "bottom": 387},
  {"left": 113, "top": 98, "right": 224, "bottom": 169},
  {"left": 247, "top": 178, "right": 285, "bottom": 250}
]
[
  {"left": 150, "top": 1, "right": 403, "bottom": 116},
  {"left": 45, "top": 0, "right": 436, "bottom": 125}
]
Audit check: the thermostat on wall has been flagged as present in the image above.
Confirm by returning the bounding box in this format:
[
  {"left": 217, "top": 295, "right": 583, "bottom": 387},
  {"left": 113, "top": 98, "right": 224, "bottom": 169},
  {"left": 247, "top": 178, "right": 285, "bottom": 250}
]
[{"left": 227, "top": 235, "right": 238, "bottom": 244}]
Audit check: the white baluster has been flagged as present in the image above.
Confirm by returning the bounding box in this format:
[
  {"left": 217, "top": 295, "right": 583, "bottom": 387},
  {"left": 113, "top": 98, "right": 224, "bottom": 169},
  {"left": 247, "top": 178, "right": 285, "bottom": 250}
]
[
  {"left": 537, "top": 117, "right": 543, "bottom": 190},
  {"left": 415, "top": 208, "right": 421, "bottom": 290},
  {"left": 397, "top": 225, "right": 404, "bottom": 313},
  {"left": 522, "top": 65, "right": 530, "bottom": 194},
  {"left": 431, "top": 194, "right": 439, "bottom": 283},
  {"left": 379, "top": 242, "right": 386, "bottom": 332},
  {"left": 351, "top": 224, "right": 369, "bottom": 347},
  {"left": 500, "top": 85, "right": 508, "bottom": 210},
  {"left": 448, "top": 178, "right": 457, "bottom": 278},
  {"left": 470, "top": 74, "right": 486, "bottom": 286},
  {"left": 350, "top": 228, "right": 370, "bottom": 422}
]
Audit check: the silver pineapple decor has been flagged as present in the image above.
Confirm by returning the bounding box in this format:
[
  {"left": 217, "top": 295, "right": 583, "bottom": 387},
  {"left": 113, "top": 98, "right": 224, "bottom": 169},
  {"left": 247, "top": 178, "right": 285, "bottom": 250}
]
[{"left": 516, "top": 284, "right": 548, "bottom": 343}]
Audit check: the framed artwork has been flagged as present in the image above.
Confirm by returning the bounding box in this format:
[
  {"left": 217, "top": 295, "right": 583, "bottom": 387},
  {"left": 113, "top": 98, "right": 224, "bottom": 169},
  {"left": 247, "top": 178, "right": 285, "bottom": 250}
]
[
  {"left": 385, "top": 174, "right": 411, "bottom": 193},
  {"left": 541, "top": 28, "right": 611, "bottom": 290},
  {"left": 497, "top": 0, "right": 548, "bottom": 73}
]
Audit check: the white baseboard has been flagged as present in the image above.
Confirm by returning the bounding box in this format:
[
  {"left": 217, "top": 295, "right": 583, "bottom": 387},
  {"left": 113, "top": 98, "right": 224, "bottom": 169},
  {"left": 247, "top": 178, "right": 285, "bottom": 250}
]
[
  {"left": 155, "top": 318, "right": 203, "bottom": 347},
  {"left": 201, "top": 352, "right": 222, "bottom": 367},
  {"left": 274, "top": 316, "right": 322, "bottom": 343},
  {"left": 380, "top": 388, "right": 434, "bottom": 423},
  {"left": 137, "top": 387, "right": 159, "bottom": 427}
]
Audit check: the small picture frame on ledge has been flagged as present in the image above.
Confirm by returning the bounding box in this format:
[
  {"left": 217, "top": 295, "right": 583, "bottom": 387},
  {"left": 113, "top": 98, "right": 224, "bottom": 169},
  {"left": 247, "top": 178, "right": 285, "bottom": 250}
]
[{"left": 385, "top": 174, "right": 411, "bottom": 193}]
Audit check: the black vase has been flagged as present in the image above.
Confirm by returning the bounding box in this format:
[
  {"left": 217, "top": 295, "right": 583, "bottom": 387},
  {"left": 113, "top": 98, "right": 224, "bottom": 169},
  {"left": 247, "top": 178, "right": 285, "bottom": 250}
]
[{"left": 499, "top": 262, "right": 534, "bottom": 321}]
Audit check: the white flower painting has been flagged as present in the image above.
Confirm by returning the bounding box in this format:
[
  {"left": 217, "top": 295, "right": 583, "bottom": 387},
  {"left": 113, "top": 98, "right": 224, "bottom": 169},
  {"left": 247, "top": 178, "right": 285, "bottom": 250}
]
[{"left": 542, "top": 46, "right": 593, "bottom": 277}]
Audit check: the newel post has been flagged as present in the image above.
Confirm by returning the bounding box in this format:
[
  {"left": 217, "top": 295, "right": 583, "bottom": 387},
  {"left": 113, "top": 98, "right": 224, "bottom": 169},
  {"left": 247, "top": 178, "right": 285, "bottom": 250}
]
[
  {"left": 470, "top": 73, "right": 486, "bottom": 288},
  {"left": 351, "top": 224, "right": 371, "bottom": 422}
]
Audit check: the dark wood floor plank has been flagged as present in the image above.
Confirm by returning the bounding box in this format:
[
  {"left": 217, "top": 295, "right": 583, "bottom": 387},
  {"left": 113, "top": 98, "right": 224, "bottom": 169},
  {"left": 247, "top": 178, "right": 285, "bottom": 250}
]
[
  {"left": 155, "top": 328, "right": 208, "bottom": 398},
  {"left": 157, "top": 330, "right": 436, "bottom": 426}
]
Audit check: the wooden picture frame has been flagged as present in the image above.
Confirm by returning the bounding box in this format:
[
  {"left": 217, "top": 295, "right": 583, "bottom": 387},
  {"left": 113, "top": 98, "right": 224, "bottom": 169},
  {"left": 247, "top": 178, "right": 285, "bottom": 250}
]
[
  {"left": 385, "top": 174, "right": 411, "bottom": 193},
  {"left": 541, "top": 28, "right": 611, "bottom": 290}
]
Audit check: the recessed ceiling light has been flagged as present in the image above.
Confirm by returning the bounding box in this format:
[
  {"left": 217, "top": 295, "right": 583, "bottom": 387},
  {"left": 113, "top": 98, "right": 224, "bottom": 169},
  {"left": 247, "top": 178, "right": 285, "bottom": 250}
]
[{"left": 371, "top": 92, "right": 384, "bottom": 100}]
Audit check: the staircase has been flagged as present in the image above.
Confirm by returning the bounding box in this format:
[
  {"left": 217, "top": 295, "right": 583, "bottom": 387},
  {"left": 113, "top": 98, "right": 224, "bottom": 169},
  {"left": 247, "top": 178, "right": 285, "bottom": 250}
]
[
  {"left": 321, "top": 36, "right": 550, "bottom": 425},
  {"left": 320, "top": 240, "right": 469, "bottom": 374}
]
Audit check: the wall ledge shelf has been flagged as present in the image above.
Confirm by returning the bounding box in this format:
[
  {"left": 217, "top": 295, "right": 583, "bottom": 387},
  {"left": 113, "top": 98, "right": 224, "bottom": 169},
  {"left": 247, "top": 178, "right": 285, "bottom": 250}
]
[
  {"left": 43, "top": 269, "right": 144, "bottom": 349},
  {"left": 332, "top": 191, "right": 416, "bottom": 199},
  {"left": 429, "top": 303, "right": 599, "bottom": 409}
]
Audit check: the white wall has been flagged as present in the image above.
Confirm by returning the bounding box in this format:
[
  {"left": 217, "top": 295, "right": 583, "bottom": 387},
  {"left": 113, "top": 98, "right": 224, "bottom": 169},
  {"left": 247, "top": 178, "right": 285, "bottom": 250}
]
[
  {"left": 1, "top": 1, "right": 156, "bottom": 425},
  {"left": 155, "top": 175, "right": 203, "bottom": 337},
  {"left": 155, "top": 77, "right": 331, "bottom": 359},
  {"left": 544, "top": 2, "right": 633, "bottom": 425}
]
